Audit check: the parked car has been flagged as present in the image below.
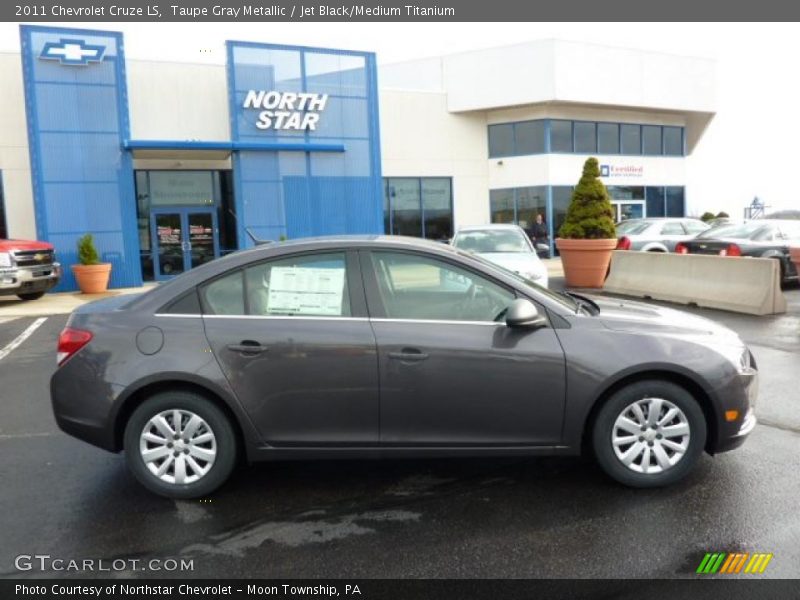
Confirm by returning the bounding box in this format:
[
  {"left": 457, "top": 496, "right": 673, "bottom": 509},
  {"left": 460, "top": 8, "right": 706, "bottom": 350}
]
[
  {"left": 451, "top": 224, "right": 549, "bottom": 288},
  {"left": 0, "top": 238, "right": 61, "bottom": 300},
  {"left": 675, "top": 219, "right": 800, "bottom": 283},
  {"left": 615, "top": 218, "right": 710, "bottom": 252},
  {"left": 51, "top": 236, "right": 757, "bottom": 498}
]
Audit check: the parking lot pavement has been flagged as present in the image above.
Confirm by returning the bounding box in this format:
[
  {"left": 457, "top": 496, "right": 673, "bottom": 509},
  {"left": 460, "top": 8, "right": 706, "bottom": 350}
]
[{"left": 0, "top": 288, "right": 798, "bottom": 579}]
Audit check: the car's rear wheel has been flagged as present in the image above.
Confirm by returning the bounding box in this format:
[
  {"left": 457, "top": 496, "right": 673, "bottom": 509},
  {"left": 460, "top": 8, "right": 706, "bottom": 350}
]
[
  {"left": 592, "top": 380, "right": 706, "bottom": 487},
  {"left": 17, "top": 292, "right": 45, "bottom": 301},
  {"left": 123, "top": 391, "right": 237, "bottom": 498}
]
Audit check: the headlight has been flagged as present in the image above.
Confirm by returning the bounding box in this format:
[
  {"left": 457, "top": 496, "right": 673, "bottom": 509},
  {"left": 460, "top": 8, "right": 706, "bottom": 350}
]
[
  {"left": 517, "top": 270, "right": 542, "bottom": 281},
  {"left": 0, "top": 252, "right": 11, "bottom": 268}
]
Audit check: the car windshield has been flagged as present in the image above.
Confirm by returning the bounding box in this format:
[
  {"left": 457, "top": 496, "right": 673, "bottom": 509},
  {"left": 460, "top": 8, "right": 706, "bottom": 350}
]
[
  {"left": 615, "top": 220, "right": 652, "bottom": 235},
  {"left": 696, "top": 222, "right": 771, "bottom": 240},
  {"left": 453, "top": 229, "right": 531, "bottom": 253}
]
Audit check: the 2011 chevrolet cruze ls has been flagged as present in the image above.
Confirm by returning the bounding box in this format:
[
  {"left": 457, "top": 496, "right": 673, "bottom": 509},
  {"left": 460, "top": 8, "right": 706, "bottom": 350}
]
[{"left": 51, "top": 236, "right": 757, "bottom": 498}]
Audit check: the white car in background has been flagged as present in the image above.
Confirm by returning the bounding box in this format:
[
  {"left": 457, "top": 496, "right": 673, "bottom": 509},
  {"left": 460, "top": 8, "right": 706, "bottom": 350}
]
[{"left": 451, "top": 224, "right": 549, "bottom": 288}]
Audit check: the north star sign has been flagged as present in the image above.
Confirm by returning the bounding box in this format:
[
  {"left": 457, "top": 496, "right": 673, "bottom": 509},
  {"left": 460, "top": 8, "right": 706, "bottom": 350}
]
[{"left": 242, "top": 90, "right": 329, "bottom": 131}]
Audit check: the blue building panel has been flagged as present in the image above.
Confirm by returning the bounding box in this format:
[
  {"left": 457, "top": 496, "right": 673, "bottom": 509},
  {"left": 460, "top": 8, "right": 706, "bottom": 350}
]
[
  {"left": 227, "top": 41, "right": 383, "bottom": 245},
  {"left": 20, "top": 25, "right": 140, "bottom": 291}
]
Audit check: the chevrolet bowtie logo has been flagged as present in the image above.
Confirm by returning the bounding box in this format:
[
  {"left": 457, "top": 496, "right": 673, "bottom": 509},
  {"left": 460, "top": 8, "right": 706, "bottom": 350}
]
[
  {"left": 33, "top": 253, "right": 47, "bottom": 262},
  {"left": 40, "top": 38, "right": 106, "bottom": 66}
]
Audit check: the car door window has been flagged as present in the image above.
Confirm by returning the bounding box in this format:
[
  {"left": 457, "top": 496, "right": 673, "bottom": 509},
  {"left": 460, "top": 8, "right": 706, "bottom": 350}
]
[
  {"left": 682, "top": 220, "right": 708, "bottom": 235},
  {"left": 200, "top": 252, "right": 351, "bottom": 317},
  {"left": 660, "top": 222, "right": 685, "bottom": 235},
  {"left": 245, "top": 252, "right": 351, "bottom": 317},
  {"left": 370, "top": 251, "right": 514, "bottom": 322}
]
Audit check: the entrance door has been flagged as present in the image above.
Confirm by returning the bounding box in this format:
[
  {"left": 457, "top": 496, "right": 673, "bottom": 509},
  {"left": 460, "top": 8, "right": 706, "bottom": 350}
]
[
  {"left": 614, "top": 201, "right": 645, "bottom": 222},
  {"left": 151, "top": 208, "right": 219, "bottom": 280}
]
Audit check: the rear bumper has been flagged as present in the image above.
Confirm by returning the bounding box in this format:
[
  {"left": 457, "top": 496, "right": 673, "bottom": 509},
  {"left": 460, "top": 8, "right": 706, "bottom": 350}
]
[{"left": 0, "top": 264, "right": 60, "bottom": 295}]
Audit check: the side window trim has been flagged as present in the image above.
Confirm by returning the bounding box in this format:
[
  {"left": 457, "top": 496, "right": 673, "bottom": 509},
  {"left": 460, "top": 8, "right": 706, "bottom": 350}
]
[{"left": 360, "top": 248, "right": 519, "bottom": 323}]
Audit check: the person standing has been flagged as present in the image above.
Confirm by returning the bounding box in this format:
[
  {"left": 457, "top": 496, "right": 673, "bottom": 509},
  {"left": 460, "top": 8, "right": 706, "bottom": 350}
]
[{"left": 529, "top": 213, "right": 550, "bottom": 258}]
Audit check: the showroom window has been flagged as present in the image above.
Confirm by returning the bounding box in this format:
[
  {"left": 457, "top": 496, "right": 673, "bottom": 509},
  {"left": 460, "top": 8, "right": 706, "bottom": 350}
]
[
  {"left": 490, "top": 186, "right": 547, "bottom": 230},
  {"left": 369, "top": 251, "right": 515, "bottom": 322},
  {"left": 551, "top": 186, "right": 573, "bottom": 239},
  {"left": 666, "top": 187, "right": 685, "bottom": 217},
  {"left": 0, "top": 172, "right": 7, "bottom": 239},
  {"left": 645, "top": 187, "right": 666, "bottom": 217},
  {"left": 550, "top": 120, "right": 573, "bottom": 153},
  {"left": 384, "top": 177, "right": 453, "bottom": 241}
]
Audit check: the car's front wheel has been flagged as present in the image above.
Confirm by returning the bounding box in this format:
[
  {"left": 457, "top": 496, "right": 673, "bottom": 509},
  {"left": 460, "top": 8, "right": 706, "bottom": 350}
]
[
  {"left": 123, "top": 391, "right": 237, "bottom": 498},
  {"left": 592, "top": 380, "right": 706, "bottom": 487}
]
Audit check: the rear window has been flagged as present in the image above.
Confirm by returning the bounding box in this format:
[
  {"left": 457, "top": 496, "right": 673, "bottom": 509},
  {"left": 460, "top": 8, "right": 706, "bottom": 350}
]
[
  {"left": 616, "top": 221, "right": 651, "bottom": 235},
  {"left": 697, "top": 222, "right": 770, "bottom": 240}
]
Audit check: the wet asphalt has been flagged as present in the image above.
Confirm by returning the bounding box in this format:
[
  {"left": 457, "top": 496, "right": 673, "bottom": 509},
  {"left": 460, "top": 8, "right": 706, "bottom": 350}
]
[{"left": 0, "top": 282, "right": 798, "bottom": 580}]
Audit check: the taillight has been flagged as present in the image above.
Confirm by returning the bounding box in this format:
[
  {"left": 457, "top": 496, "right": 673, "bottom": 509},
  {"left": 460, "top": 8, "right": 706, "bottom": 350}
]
[
  {"left": 57, "top": 327, "right": 92, "bottom": 366},
  {"left": 675, "top": 242, "right": 689, "bottom": 254},
  {"left": 720, "top": 243, "right": 741, "bottom": 257},
  {"left": 616, "top": 236, "right": 632, "bottom": 250}
]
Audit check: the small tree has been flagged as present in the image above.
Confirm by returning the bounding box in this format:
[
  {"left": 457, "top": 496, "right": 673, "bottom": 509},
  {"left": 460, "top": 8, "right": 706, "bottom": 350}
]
[
  {"left": 700, "top": 212, "right": 715, "bottom": 222},
  {"left": 558, "top": 158, "right": 616, "bottom": 239},
  {"left": 76, "top": 234, "right": 100, "bottom": 265},
  {"left": 716, "top": 211, "right": 729, "bottom": 219}
]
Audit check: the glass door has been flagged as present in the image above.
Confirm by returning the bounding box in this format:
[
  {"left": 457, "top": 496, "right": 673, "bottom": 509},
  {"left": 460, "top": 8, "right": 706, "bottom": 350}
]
[{"left": 151, "top": 208, "right": 219, "bottom": 280}]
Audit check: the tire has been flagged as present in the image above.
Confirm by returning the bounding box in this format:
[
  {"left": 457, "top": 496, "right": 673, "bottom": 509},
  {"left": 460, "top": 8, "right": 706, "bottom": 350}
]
[
  {"left": 17, "top": 292, "right": 45, "bottom": 301},
  {"left": 123, "top": 390, "right": 237, "bottom": 499},
  {"left": 592, "top": 380, "right": 706, "bottom": 488}
]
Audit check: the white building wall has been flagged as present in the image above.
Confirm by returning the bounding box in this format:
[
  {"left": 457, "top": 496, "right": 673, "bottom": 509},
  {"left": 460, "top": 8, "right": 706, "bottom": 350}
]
[
  {"left": 127, "top": 60, "right": 230, "bottom": 141},
  {"left": 0, "top": 53, "right": 35, "bottom": 239},
  {"left": 379, "top": 89, "right": 490, "bottom": 227}
]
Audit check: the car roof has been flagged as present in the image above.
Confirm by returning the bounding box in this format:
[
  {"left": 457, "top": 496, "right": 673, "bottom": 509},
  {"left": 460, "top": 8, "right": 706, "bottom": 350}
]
[{"left": 456, "top": 224, "right": 526, "bottom": 232}]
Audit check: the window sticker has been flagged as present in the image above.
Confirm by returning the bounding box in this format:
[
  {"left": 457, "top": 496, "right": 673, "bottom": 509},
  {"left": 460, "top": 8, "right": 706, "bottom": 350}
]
[{"left": 267, "top": 267, "right": 345, "bottom": 315}]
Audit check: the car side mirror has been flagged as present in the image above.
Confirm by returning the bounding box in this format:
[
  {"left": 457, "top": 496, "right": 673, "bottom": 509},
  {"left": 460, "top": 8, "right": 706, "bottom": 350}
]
[{"left": 505, "top": 298, "right": 547, "bottom": 329}]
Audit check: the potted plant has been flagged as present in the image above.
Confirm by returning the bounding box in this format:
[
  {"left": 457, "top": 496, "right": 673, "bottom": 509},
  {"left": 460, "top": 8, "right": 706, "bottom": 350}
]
[
  {"left": 790, "top": 245, "right": 800, "bottom": 278},
  {"left": 71, "top": 234, "right": 112, "bottom": 294},
  {"left": 555, "top": 157, "right": 617, "bottom": 288}
]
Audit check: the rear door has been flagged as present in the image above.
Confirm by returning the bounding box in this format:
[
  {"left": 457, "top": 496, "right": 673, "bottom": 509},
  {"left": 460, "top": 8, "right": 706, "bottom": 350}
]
[
  {"left": 362, "top": 249, "right": 566, "bottom": 446},
  {"left": 200, "top": 250, "right": 380, "bottom": 445}
]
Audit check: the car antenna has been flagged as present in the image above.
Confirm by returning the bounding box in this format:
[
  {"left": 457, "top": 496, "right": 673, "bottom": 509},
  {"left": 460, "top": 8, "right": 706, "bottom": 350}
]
[{"left": 226, "top": 208, "right": 273, "bottom": 246}]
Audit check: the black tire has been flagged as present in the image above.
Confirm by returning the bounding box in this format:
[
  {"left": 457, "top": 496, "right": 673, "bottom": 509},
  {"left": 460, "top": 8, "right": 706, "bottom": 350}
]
[
  {"left": 17, "top": 292, "right": 45, "bottom": 301},
  {"left": 592, "top": 380, "right": 706, "bottom": 488},
  {"left": 123, "top": 390, "right": 237, "bottom": 499}
]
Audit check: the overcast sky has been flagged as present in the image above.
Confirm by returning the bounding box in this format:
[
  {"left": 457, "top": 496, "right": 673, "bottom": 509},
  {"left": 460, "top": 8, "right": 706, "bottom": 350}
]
[{"left": 2, "top": 22, "right": 798, "bottom": 214}]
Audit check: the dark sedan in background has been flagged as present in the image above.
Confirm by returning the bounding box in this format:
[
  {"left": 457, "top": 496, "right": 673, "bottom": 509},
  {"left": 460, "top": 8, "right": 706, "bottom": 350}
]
[
  {"left": 51, "top": 236, "right": 757, "bottom": 498},
  {"left": 675, "top": 219, "right": 800, "bottom": 283}
]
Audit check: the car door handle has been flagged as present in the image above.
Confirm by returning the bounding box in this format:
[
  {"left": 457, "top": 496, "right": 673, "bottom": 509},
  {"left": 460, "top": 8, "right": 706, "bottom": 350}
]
[
  {"left": 227, "top": 341, "right": 269, "bottom": 355},
  {"left": 388, "top": 349, "right": 429, "bottom": 362}
]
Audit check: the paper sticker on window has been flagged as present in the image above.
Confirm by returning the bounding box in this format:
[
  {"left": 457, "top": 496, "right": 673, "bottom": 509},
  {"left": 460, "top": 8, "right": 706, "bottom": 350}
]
[{"left": 267, "top": 267, "right": 345, "bottom": 315}]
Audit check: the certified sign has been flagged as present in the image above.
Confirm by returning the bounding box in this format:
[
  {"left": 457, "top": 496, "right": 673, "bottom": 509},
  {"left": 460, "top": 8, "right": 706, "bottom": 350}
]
[
  {"left": 600, "top": 164, "right": 644, "bottom": 178},
  {"left": 242, "top": 90, "right": 328, "bottom": 131}
]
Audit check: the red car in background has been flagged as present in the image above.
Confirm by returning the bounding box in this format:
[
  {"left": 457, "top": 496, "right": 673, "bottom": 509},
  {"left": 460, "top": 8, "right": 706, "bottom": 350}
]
[{"left": 0, "top": 238, "right": 61, "bottom": 300}]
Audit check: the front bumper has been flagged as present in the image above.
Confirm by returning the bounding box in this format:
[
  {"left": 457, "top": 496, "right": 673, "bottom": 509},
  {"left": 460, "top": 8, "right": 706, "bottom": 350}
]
[
  {"left": 712, "top": 367, "right": 758, "bottom": 454},
  {"left": 0, "top": 263, "right": 61, "bottom": 295}
]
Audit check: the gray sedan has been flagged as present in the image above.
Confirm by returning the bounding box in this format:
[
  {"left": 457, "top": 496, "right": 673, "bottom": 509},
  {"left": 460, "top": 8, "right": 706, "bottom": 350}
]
[
  {"left": 51, "top": 236, "right": 757, "bottom": 498},
  {"left": 616, "top": 217, "right": 710, "bottom": 252}
]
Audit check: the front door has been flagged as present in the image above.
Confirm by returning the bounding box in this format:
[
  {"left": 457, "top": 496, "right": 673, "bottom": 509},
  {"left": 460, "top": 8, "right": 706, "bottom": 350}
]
[
  {"left": 151, "top": 208, "right": 219, "bottom": 280},
  {"left": 362, "top": 249, "right": 566, "bottom": 446}
]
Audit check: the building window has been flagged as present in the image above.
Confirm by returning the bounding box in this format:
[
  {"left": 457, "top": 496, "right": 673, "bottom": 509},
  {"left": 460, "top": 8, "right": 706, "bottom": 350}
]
[
  {"left": 384, "top": 177, "right": 453, "bottom": 241},
  {"left": 666, "top": 186, "right": 685, "bottom": 216},
  {"left": 488, "top": 123, "right": 515, "bottom": 158},
  {"left": 645, "top": 187, "right": 666, "bottom": 217},
  {"left": 489, "top": 188, "right": 515, "bottom": 224},
  {"left": 514, "top": 120, "right": 546, "bottom": 155},
  {"left": 0, "top": 172, "right": 7, "bottom": 239},
  {"left": 552, "top": 186, "right": 573, "bottom": 240},
  {"left": 550, "top": 120, "right": 573, "bottom": 153},
  {"left": 597, "top": 123, "right": 620, "bottom": 154},
  {"left": 574, "top": 122, "right": 597, "bottom": 154},
  {"left": 606, "top": 186, "right": 645, "bottom": 201},
  {"left": 642, "top": 125, "right": 663, "bottom": 156},
  {"left": 663, "top": 126, "right": 683, "bottom": 156},
  {"left": 620, "top": 124, "right": 642, "bottom": 155}
]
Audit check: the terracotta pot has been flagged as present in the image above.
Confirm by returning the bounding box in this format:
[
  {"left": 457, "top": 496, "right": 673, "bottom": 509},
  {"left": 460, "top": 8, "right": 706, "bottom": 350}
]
[
  {"left": 71, "top": 263, "right": 112, "bottom": 294},
  {"left": 790, "top": 246, "right": 800, "bottom": 279},
  {"left": 556, "top": 238, "right": 618, "bottom": 288}
]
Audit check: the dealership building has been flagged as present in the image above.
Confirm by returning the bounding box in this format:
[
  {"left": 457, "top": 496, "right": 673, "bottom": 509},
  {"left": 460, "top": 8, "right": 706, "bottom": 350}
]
[{"left": 0, "top": 26, "right": 715, "bottom": 290}]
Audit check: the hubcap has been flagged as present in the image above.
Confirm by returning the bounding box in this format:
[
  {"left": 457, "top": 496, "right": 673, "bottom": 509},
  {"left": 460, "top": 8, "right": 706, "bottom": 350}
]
[
  {"left": 611, "top": 397, "right": 690, "bottom": 474},
  {"left": 139, "top": 409, "right": 217, "bottom": 485}
]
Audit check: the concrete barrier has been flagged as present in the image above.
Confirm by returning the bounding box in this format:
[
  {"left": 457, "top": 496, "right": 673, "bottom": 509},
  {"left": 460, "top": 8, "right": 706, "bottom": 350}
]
[{"left": 603, "top": 251, "right": 786, "bottom": 315}]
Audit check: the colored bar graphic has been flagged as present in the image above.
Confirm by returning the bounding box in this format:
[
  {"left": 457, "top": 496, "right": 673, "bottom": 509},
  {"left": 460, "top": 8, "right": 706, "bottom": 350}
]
[{"left": 697, "top": 552, "right": 773, "bottom": 574}]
